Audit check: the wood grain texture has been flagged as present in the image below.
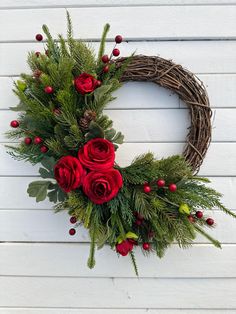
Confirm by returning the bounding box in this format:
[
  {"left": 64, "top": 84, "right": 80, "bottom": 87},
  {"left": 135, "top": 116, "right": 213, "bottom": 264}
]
[
  {"left": 1, "top": 41, "right": 236, "bottom": 76},
  {"left": 0, "top": 243, "right": 235, "bottom": 278}
]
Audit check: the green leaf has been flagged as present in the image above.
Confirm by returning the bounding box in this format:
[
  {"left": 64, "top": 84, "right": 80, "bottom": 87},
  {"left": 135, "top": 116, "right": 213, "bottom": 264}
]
[
  {"left": 94, "top": 84, "right": 112, "bottom": 104},
  {"left": 39, "top": 167, "right": 53, "bottom": 179},
  {"left": 27, "top": 180, "right": 51, "bottom": 202},
  {"left": 41, "top": 156, "right": 56, "bottom": 171},
  {"left": 85, "top": 121, "right": 104, "bottom": 141}
]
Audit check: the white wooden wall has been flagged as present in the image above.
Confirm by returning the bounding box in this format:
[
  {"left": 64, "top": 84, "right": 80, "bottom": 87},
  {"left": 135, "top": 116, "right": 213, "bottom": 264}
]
[{"left": 0, "top": 0, "right": 236, "bottom": 312}]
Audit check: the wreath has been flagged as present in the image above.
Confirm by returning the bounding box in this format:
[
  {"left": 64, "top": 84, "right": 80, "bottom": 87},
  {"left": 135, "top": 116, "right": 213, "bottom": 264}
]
[{"left": 6, "top": 13, "right": 236, "bottom": 275}]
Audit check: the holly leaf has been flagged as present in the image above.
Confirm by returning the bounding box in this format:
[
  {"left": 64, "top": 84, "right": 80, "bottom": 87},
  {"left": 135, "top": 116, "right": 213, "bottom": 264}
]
[
  {"left": 104, "top": 128, "right": 124, "bottom": 145},
  {"left": 27, "top": 180, "right": 51, "bottom": 202},
  {"left": 47, "top": 183, "right": 67, "bottom": 204}
]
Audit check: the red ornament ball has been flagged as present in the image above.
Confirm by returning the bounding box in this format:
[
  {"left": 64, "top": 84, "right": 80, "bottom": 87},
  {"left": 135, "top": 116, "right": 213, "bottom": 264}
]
[
  {"left": 34, "top": 137, "right": 43, "bottom": 145},
  {"left": 157, "top": 179, "right": 165, "bottom": 187},
  {"left": 188, "top": 215, "right": 195, "bottom": 223},
  {"left": 143, "top": 242, "right": 151, "bottom": 251},
  {"left": 112, "top": 48, "right": 120, "bottom": 57},
  {"left": 70, "top": 216, "right": 77, "bottom": 224},
  {"left": 196, "top": 211, "right": 203, "bottom": 219},
  {"left": 10, "top": 120, "right": 19, "bottom": 128},
  {"left": 40, "top": 145, "right": 48, "bottom": 153},
  {"left": 35, "top": 34, "right": 43, "bottom": 41},
  {"left": 101, "top": 55, "right": 109, "bottom": 63},
  {"left": 24, "top": 137, "right": 32, "bottom": 145},
  {"left": 44, "top": 86, "right": 54, "bottom": 94},
  {"left": 206, "top": 218, "right": 214, "bottom": 226},
  {"left": 103, "top": 65, "right": 109, "bottom": 73},
  {"left": 115, "top": 35, "right": 123, "bottom": 44},
  {"left": 35, "top": 51, "right": 41, "bottom": 57},
  {"left": 69, "top": 228, "right": 76, "bottom": 236},
  {"left": 169, "top": 183, "right": 177, "bottom": 192},
  {"left": 143, "top": 185, "right": 151, "bottom": 193}
]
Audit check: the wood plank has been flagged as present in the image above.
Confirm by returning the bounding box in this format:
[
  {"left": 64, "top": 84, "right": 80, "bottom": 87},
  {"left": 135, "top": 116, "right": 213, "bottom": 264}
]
[
  {"left": 0, "top": 277, "right": 236, "bottom": 308},
  {"left": 0, "top": 6, "right": 236, "bottom": 42},
  {"left": 0, "top": 41, "right": 236, "bottom": 76},
  {"left": 0, "top": 176, "right": 235, "bottom": 210},
  {"left": 0, "top": 243, "right": 235, "bottom": 278},
  {"left": 1, "top": 0, "right": 236, "bottom": 9},
  {"left": 0, "top": 310, "right": 234, "bottom": 314},
  {"left": 2, "top": 75, "right": 236, "bottom": 110},
  {"left": 0, "top": 209, "right": 234, "bottom": 243},
  {"left": 2, "top": 143, "right": 236, "bottom": 176},
  {"left": 2, "top": 108, "right": 236, "bottom": 142}
]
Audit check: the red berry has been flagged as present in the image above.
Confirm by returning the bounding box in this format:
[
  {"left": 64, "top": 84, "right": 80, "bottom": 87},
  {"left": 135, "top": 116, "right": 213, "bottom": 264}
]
[
  {"left": 143, "top": 242, "right": 151, "bottom": 251},
  {"left": 169, "top": 183, "right": 177, "bottom": 192},
  {"left": 134, "top": 211, "right": 144, "bottom": 220},
  {"left": 157, "top": 179, "right": 165, "bottom": 187},
  {"left": 135, "top": 219, "right": 142, "bottom": 226},
  {"left": 44, "top": 86, "right": 54, "bottom": 94},
  {"left": 196, "top": 211, "right": 203, "bottom": 219},
  {"left": 143, "top": 185, "right": 151, "bottom": 193},
  {"left": 188, "top": 215, "right": 195, "bottom": 223},
  {"left": 96, "top": 80, "right": 102, "bottom": 87},
  {"left": 70, "top": 216, "right": 77, "bottom": 224},
  {"left": 112, "top": 48, "right": 120, "bottom": 57},
  {"left": 33, "top": 69, "right": 42, "bottom": 78},
  {"left": 103, "top": 65, "right": 109, "bottom": 73},
  {"left": 35, "top": 34, "right": 43, "bottom": 41},
  {"left": 40, "top": 145, "right": 48, "bottom": 153},
  {"left": 148, "top": 231, "right": 155, "bottom": 238},
  {"left": 101, "top": 55, "right": 109, "bottom": 63},
  {"left": 10, "top": 120, "right": 19, "bottom": 128},
  {"left": 24, "top": 137, "right": 32, "bottom": 145},
  {"left": 45, "top": 49, "right": 49, "bottom": 56},
  {"left": 35, "top": 51, "right": 41, "bottom": 57},
  {"left": 34, "top": 137, "right": 43, "bottom": 145},
  {"left": 115, "top": 35, "right": 123, "bottom": 44},
  {"left": 206, "top": 218, "right": 214, "bottom": 226},
  {"left": 69, "top": 228, "right": 76, "bottom": 236},
  {"left": 53, "top": 108, "right": 61, "bottom": 115}
]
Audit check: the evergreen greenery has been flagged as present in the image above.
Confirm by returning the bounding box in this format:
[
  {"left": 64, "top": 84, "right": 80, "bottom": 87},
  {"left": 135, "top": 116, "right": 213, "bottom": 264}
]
[{"left": 5, "top": 13, "right": 236, "bottom": 275}]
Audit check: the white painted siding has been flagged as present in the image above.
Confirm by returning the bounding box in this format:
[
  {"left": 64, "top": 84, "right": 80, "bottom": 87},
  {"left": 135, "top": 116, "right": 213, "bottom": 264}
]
[{"left": 0, "top": 1, "right": 236, "bottom": 312}]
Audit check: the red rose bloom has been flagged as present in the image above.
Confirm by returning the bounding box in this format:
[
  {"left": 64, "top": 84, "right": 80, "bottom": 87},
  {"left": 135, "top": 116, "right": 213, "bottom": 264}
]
[
  {"left": 116, "top": 239, "right": 135, "bottom": 256},
  {"left": 74, "top": 73, "right": 98, "bottom": 95},
  {"left": 78, "top": 138, "right": 115, "bottom": 171},
  {"left": 54, "top": 156, "right": 86, "bottom": 193},
  {"left": 83, "top": 168, "right": 123, "bottom": 204}
]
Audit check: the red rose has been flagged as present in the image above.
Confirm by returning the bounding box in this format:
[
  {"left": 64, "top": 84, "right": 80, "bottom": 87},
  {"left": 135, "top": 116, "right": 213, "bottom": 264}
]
[
  {"left": 74, "top": 73, "right": 98, "bottom": 95},
  {"left": 54, "top": 156, "right": 86, "bottom": 193},
  {"left": 116, "top": 239, "right": 135, "bottom": 256},
  {"left": 83, "top": 168, "right": 123, "bottom": 204},
  {"left": 78, "top": 138, "right": 115, "bottom": 171}
]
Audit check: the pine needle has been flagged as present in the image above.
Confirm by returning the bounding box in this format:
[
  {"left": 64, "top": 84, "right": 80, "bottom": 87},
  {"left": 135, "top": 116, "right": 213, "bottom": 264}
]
[
  {"left": 194, "top": 225, "right": 221, "bottom": 248},
  {"left": 97, "top": 23, "right": 110, "bottom": 62},
  {"left": 130, "top": 251, "right": 139, "bottom": 277}
]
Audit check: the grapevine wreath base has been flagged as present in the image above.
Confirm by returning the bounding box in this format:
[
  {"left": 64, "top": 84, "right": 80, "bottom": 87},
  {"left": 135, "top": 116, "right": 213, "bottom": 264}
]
[{"left": 6, "top": 13, "right": 236, "bottom": 275}]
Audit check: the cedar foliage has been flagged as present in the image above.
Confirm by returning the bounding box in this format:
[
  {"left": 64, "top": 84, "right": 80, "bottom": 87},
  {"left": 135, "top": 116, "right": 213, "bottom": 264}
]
[{"left": 5, "top": 13, "right": 236, "bottom": 275}]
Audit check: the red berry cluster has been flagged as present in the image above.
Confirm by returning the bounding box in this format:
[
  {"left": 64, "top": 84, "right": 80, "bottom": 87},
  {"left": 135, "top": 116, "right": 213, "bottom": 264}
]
[
  {"left": 188, "top": 210, "right": 214, "bottom": 226},
  {"left": 101, "top": 34, "right": 123, "bottom": 74},
  {"left": 10, "top": 119, "right": 49, "bottom": 154},
  {"left": 143, "top": 179, "right": 177, "bottom": 194},
  {"left": 69, "top": 216, "right": 77, "bottom": 236},
  {"left": 133, "top": 211, "right": 152, "bottom": 251}
]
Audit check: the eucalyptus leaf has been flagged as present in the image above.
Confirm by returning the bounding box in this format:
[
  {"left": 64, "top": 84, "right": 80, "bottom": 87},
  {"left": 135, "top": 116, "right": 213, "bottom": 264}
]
[
  {"left": 27, "top": 180, "right": 51, "bottom": 202},
  {"left": 94, "top": 84, "right": 112, "bottom": 103}
]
